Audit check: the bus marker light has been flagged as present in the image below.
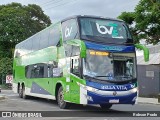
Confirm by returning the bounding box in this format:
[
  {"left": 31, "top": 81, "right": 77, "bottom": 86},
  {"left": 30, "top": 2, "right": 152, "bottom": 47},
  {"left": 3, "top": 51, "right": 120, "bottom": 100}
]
[
  {"left": 131, "top": 88, "right": 138, "bottom": 93},
  {"left": 77, "top": 82, "right": 98, "bottom": 92}
]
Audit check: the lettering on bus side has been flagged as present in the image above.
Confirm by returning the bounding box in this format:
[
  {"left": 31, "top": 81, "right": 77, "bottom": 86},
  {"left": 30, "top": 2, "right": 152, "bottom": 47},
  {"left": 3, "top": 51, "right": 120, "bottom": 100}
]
[{"left": 101, "top": 85, "right": 128, "bottom": 91}]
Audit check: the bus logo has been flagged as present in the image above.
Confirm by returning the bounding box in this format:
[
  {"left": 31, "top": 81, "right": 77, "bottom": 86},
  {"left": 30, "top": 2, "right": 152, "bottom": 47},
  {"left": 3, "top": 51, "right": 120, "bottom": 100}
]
[
  {"left": 113, "top": 91, "right": 117, "bottom": 96},
  {"left": 65, "top": 26, "right": 72, "bottom": 38},
  {"left": 96, "top": 23, "right": 113, "bottom": 35}
]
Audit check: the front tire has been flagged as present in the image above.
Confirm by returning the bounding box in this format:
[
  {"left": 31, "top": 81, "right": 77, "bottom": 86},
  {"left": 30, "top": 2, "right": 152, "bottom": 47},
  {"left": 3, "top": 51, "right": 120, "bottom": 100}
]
[
  {"left": 100, "top": 104, "right": 112, "bottom": 110},
  {"left": 57, "top": 86, "right": 70, "bottom": 109}
]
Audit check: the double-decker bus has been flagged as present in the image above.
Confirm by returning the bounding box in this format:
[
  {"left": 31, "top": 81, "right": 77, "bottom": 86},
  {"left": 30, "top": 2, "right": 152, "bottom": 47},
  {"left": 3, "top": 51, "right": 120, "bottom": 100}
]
[{"left": 13, "top": 15, "right": 149, "bottom": 109}]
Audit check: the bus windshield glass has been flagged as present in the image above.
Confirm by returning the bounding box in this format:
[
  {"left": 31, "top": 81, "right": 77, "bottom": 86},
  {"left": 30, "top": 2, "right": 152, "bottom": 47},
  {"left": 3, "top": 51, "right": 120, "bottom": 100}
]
[
  {"left": 79, "top": 17, "right": 132, "bottom": 44},
  {"left": 83, "top": 50, "right": 136, "bottom": 81}
]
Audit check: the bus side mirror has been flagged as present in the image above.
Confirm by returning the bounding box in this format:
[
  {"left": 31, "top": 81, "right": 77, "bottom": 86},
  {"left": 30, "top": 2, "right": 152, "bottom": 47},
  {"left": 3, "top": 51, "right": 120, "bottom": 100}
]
[{"left": 135, "top": 44, "right": 149, "bottom": 62}]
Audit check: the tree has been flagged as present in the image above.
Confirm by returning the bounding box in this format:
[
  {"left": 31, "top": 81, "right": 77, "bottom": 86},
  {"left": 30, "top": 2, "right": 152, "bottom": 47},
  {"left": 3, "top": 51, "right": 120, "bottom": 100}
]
[
  {"left": 0, "top": 3, "right": 51, "bottom": 82},
  {"left": 0, "top": 58, "right": 12, "bottom": 84},
  {"left": 0, "top": 2, "right": 51, "bottom": 57},
  {"left": 118, "top": 0, "right": 160, "bottom": 44}
]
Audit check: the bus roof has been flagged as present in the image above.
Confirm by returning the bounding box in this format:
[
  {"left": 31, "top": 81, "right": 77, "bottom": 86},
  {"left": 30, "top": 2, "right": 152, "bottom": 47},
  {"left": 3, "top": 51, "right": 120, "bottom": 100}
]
[
  {"left": 61, "top": 15, "right": 124, "bottom": 23},
  {"left": 15, "top": 15, "right": 124, "bottom": 48}
]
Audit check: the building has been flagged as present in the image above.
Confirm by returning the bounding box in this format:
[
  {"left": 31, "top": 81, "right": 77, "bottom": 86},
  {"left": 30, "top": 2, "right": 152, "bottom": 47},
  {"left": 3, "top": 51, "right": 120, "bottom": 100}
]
[{"left": 137, "top": 44, "right": 160, "bottom": 97}]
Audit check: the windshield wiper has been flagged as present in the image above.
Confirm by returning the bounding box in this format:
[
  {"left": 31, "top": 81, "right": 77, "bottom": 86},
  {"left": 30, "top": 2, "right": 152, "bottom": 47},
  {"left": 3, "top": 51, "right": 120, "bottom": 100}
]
[
  {"left": 83, "top": 75, "right": 96, "bottom": 79},
  {"left": 95, "top": 76, "right": 112, "bottom": 77}
]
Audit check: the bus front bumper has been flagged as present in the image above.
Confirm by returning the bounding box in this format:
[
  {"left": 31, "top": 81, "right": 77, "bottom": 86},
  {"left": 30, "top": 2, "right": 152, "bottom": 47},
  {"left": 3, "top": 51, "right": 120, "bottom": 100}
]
[
  {"left": 77, "top": 82, "right": 138, "bottom": 105},
  {"left": 87, "top": 91, "right": 137, "bottom": 105}
]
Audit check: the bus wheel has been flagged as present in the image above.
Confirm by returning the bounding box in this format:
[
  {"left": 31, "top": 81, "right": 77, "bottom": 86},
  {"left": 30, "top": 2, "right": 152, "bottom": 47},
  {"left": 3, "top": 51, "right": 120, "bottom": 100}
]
[
  {"left": 100, "top": 104, "right": 112, "bottom": 110},
  {"left": 22, "top": 85, "right": 28, "bottom": 99},
  {"left": 19, "top": 85, "right": 23, "bottom": 98},
  {"left": 57, "top": 86, "right": 70, "bottom": 109}
]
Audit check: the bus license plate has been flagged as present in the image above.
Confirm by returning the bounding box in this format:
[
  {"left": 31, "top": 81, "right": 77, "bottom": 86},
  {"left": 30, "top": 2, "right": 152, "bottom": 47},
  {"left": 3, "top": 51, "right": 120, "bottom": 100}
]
[{"left": 109, "top": 99, "right": 119, "bottom": 103}]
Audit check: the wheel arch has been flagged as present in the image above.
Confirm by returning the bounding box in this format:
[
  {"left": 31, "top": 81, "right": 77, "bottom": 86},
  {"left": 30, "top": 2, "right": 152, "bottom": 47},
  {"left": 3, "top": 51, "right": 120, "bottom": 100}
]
[{"left": 55, "top": 82, "right": 63, "bottom": 101}]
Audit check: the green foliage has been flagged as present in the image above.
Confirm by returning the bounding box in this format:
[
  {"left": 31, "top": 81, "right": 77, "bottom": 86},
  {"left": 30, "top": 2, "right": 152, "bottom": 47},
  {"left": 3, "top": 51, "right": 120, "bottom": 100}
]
[
  {"left": 118, "top": 0, "right": 160, "bottom": 44},
  {"left": 0, "top": 58, "right": 12, "bottom": 74},
  {"left": 0, "top": 58, "right": 13, "bottom": 84},
  {"left": 0, "top": 2, "right": 51, "bottom": 81},
  {"left": 0, "top": 2, "right": 51, "bottom": 52},
  {"left": 118, "top": 12, "right": 135, "bottom": 25}
]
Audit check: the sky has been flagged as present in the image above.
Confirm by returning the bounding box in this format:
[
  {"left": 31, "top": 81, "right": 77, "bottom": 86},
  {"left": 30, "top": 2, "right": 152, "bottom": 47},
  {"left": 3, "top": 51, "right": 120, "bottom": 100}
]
[{"left": 0, "top": 0, "right": 140, "bottom": 23}]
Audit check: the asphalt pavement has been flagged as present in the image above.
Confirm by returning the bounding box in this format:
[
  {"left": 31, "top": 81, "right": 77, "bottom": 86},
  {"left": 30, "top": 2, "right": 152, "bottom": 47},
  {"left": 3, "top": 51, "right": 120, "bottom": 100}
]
[
  {"left": 0, "top": 90, "right": 160, "bottom": 120},
  {"left": 0, "top": 90, "right": 159, "bottom": 105}
]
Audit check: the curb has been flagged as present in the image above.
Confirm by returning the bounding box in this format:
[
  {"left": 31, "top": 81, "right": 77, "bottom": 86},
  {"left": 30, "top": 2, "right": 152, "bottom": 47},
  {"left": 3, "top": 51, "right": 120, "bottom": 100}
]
[
  {"left": 138, "top": 102, "right": 160, "bottom": 105},
  {"left": 0, "top": 96, "right": 5, "bottom": 100}
]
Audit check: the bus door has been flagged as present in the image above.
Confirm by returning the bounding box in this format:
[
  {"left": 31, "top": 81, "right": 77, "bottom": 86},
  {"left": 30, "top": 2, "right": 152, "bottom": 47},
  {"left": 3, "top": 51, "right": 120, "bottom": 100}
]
[{"left": 69, "top": 55, "right": 81, "bottom": 103}]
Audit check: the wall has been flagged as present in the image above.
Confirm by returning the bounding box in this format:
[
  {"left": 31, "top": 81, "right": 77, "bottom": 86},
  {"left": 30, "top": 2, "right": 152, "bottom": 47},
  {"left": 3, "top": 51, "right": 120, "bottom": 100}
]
[{"left": 137, "top": 65, "right": 160, "bottom": 97}]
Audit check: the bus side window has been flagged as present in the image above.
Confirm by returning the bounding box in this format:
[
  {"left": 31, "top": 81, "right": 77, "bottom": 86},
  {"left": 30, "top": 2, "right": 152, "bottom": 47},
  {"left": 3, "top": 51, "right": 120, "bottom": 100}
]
[
  {"left": 26, "top": 63, "right": 47, "bottom": 79},
  {"left": 39, "top": 29, "right": 49, "bottom": 50},
  {"left": 31, "top": 65, "right": 44, "bottom": 78},
  {"left": 48, "top": 24, "right": 60, "bottom": 47},
  {"left": 47, "top": 61, "right": 57, "bottom": 78},
  {"left": 61, "top": 19, "right": 79, "bottom": 42},
  {"left": 25, "top": 65, "right": 31, "bottom": 79},
  {"left": 71, "top": 56, "right": 81, "bottom": 77},
  {"left": 47, "top": 61, "right": 61, "bottom": 78}
]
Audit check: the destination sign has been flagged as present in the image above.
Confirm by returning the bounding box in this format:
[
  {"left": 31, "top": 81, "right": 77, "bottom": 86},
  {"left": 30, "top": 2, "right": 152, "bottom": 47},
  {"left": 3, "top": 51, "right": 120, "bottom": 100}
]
[{"left": 89, "top": 50, "right": 109, "bottom": 56}]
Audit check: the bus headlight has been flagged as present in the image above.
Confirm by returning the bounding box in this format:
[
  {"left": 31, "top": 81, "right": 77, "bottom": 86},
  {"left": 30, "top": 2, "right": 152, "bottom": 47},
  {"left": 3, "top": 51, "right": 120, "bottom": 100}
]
[
  {"left": 131, "top": 87, "right": 138, "bottom": 93},
  {"left": 77, "top": 82, "right": 98, "bottom": 92},
  {"left": 86, "top": 86, "right": 98, "bottom": 92}
]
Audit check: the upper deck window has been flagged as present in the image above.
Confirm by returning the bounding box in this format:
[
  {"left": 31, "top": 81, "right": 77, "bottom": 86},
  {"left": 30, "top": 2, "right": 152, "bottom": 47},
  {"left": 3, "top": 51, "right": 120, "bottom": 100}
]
[
  {"left": 61, "top": 19, "right": 79, "bottom": 42},
  {"left": 79, "top": 17, "right": 133, "bottom": 44}
]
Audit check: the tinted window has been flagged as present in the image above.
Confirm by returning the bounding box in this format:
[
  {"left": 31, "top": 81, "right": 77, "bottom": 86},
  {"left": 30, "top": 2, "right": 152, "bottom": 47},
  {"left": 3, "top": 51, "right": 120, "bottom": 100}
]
[
  {"left": 80, "top": 18, "right": 131, "bottom": 39},
  {"left": 15, "top": 23, "right": 61, "bottom": 57},
  {"left": 62, "top": 19, "right": 79, "bottom": 41},
  {"left": 31, "top": 65, "right": 44, "bottom": 78},
  {"left": 79, "top": 17, "right": 133, "bottom": 44},
  {"left": 39, "top": 29, "right": 49, "bottom": 50},
  {"left": 64, "top": 45, "right": 80, "bottom": 57},
  {"left": 48, "top": 24, "right": 60, "bottom": 46},
  {"left": 71, "top": 56, "right": 81, "bottom": 77},
  {"left": 32, "top": 34, "right": 40, "bottom": 51},
  {"left": 20, "top": 44, "right": 25, "bottom": 56},
  {"left": 25, "top": 63, "right": 48, "bottom": 78},
  {"left": 47, "top": 64, "right": 53, "bottom": 78},
  {"left": 64, "top": 44, "right": 72, "bottom": 57},
  {"left": 25, "top": 62, "right": 61, "bottom": 78},
  {"left": 26, "top": 38, "right": 33, "bottom": 54}
]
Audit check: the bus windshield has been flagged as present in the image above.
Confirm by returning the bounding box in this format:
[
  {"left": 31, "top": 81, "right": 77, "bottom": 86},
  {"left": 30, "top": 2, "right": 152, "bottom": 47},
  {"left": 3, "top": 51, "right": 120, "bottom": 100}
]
[
  {"left": 79, "top": 17, "right": 132, "bottom": 44},
  {"left": 83, "top": 50, "right": 136, "bottom": 81}
]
